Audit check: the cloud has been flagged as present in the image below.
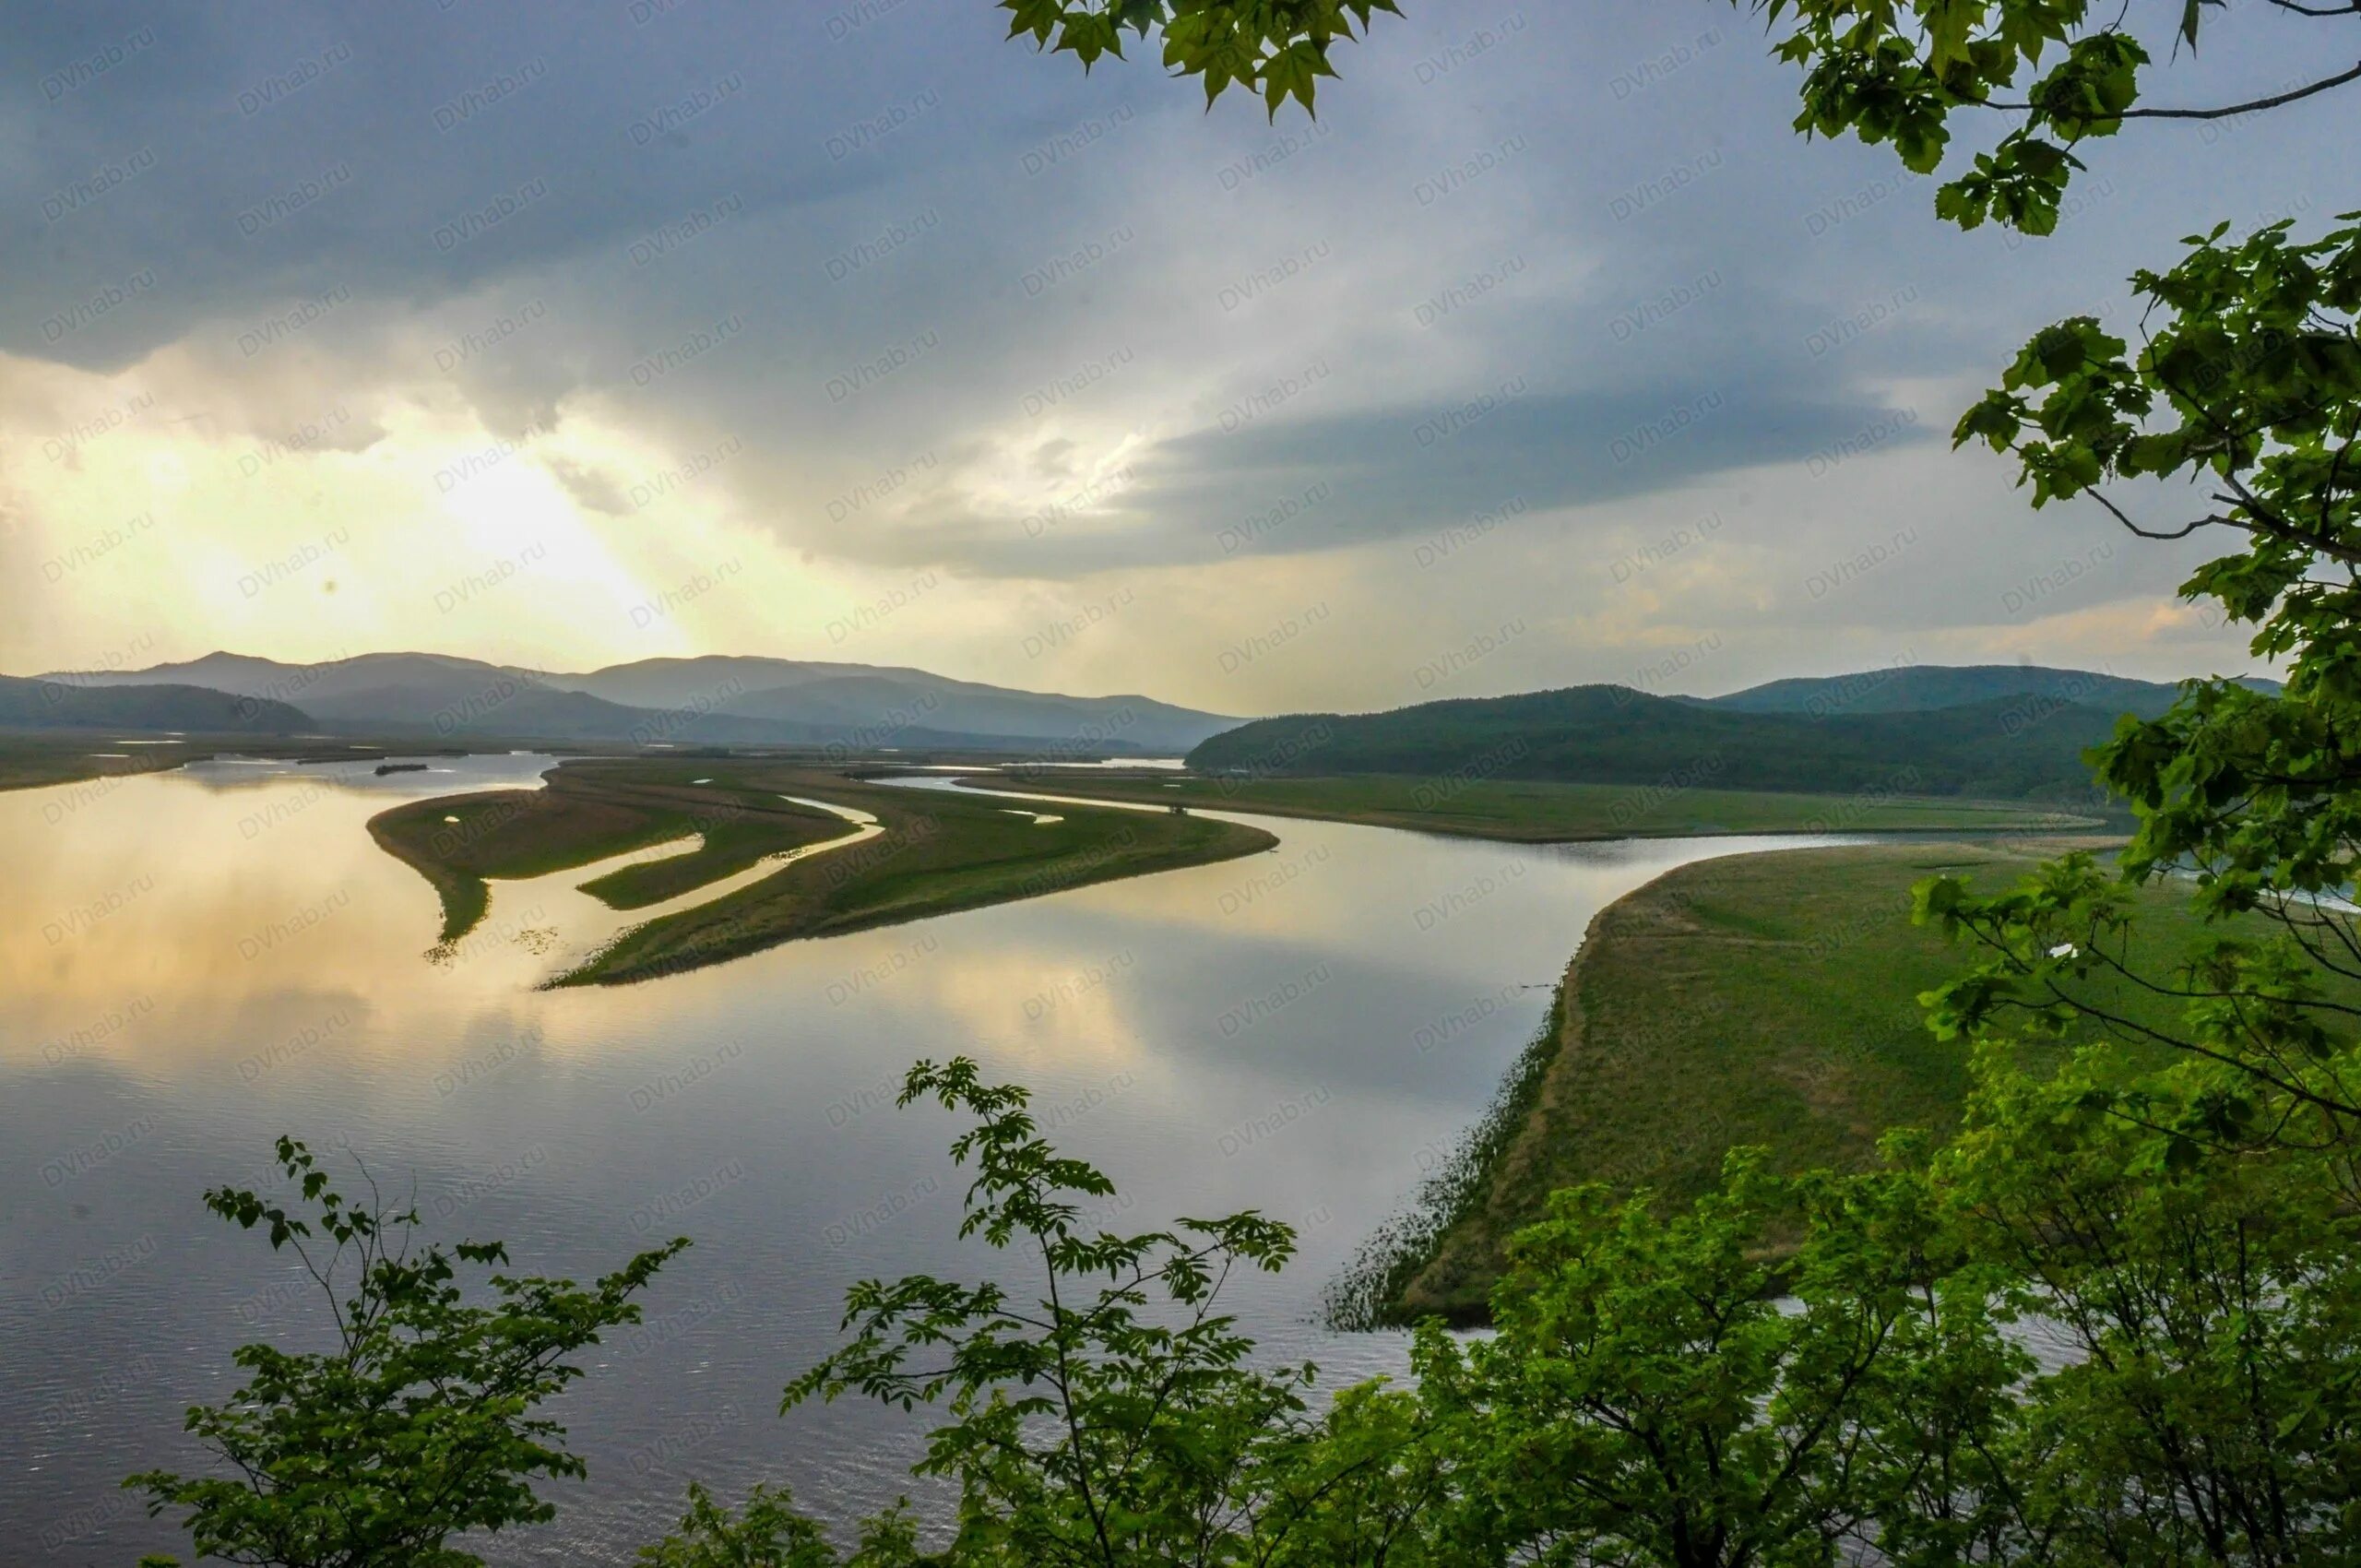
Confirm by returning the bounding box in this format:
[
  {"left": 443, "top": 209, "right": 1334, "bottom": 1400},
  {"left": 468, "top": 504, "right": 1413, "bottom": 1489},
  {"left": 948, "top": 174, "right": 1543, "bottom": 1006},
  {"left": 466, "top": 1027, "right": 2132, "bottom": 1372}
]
[
  {"left": 546, "top": 455, "right": 633, "bottom": 517},
  {"left": 0, "top": 0, "right": 2331, "bottom": 708}
]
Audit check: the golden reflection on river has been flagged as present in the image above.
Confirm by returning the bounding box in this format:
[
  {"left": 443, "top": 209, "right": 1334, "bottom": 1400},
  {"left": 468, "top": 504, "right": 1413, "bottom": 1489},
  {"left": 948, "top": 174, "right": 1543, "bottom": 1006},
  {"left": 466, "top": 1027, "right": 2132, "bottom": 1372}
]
[{"left": 2, "top": 754, "right": 1868, "bottom": 1564}]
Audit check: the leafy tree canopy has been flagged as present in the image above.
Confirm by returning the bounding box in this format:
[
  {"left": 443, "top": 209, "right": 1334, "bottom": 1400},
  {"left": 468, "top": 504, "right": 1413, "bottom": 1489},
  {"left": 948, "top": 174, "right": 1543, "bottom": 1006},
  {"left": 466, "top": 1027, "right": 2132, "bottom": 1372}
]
[
  {"left": 133, "top": 1138, "right": 686, "bottom": 1568},
  {"left": 998, "top": 0, "right": 1399, "bottom": 114},
  {"left": 1742, "top": 0, "right": 2361, "bottom": 235},
  {"left": 1921, "top": 211, "right": 2361, "bottom": 1153}
]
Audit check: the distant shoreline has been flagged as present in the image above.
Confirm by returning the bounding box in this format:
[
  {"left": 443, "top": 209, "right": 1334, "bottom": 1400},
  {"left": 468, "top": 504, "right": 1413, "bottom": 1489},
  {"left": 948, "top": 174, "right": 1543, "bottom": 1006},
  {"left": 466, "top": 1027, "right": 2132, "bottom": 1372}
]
[{"left": 947, "top": 769, "right": 2110, "bottom": 844}]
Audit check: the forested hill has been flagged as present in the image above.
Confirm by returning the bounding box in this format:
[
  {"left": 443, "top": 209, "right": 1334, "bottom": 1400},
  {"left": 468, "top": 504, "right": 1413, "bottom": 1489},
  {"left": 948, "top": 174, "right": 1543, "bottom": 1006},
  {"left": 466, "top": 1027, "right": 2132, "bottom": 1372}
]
[
  {"left": 1184, "top": 685, "right": 2125, "bottom": 801},
  {"left": 0, "top": 676, "right": 310, "bottom": 734},
  {"left": 1708, "top": 663, "right": 2279, "bottom": 719}
]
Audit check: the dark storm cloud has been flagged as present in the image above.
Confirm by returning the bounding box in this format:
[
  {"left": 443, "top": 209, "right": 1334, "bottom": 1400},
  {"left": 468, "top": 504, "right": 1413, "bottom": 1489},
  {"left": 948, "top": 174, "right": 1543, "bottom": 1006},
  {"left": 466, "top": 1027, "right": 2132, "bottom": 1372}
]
[{"left": 3, "top": 0, "right": 1019, "bottom": 367}]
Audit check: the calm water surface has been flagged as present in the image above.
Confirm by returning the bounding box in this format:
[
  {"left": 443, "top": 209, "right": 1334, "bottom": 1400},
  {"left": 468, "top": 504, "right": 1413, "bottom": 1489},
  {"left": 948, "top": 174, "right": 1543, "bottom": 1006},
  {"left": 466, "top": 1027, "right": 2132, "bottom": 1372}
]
[{"left": 0, "top": 755, "right": 1860, "bottom": 1561}]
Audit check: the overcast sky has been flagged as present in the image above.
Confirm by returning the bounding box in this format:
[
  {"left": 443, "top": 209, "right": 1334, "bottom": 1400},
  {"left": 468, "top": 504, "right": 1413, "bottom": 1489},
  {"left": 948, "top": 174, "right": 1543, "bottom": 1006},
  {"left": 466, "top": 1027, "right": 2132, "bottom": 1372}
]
[{"left": 1, "top": 1, "right": 2343, "bottom": 715}]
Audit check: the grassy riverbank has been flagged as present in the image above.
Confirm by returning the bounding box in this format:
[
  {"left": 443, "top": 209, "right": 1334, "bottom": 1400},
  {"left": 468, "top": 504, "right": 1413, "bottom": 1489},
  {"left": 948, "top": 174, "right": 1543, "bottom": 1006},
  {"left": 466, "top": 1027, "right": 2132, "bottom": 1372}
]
[
  {"left": 0, "top": 736, "right": 203, "bottom": 792},
  {"left": 1368, "top": 840, "right": 2226, "bottom": 1325},
  {"left": 0, "top": 733, "right": 444, "bottom": 793},
  {"left": 955, "top": 771, "right": 2106, "bottom": 841},
  {"left": 369, "top": 759, "right": 1278, "bottom": 984}
]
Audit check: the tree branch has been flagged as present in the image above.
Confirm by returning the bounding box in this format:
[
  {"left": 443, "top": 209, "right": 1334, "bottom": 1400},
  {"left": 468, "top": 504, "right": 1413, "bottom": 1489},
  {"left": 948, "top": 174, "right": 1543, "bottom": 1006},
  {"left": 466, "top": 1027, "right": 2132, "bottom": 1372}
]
[{"left": 2115, "top": 60, "right": 2361, "bottom": 120}]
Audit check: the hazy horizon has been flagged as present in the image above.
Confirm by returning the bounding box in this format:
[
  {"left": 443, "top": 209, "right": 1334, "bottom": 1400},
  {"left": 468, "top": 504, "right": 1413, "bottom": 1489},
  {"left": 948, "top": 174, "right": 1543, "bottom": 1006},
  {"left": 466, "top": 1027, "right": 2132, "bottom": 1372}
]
[{"left": 10, "top": 644, "right": 2284, "bottom": 724}]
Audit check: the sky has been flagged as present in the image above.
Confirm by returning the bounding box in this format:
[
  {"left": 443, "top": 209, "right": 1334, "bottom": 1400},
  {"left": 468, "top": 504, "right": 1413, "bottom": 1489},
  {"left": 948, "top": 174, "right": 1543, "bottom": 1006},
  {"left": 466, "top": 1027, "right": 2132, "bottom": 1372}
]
[{"left": 0, "top": 1, "right": 2345, "bottom": 719}]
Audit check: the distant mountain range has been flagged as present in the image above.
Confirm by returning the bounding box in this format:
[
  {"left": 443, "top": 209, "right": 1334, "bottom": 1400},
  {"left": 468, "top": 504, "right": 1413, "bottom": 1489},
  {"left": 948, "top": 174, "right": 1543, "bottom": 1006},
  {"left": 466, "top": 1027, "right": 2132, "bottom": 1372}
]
[
  {"left": 6, "top": 655, "right": 2283, "bottom": 795},
  {"left": 1188, "top": 664, "right": 2281, "bottom": 802},
  {"left": 20, "top": 652, "right": 1240, "bottom": 754}
]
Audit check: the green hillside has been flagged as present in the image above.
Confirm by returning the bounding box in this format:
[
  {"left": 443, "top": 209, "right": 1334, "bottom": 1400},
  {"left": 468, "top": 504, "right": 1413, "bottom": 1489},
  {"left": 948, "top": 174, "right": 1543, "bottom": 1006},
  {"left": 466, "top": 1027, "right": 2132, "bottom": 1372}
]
[
  {"left": 1708, "top": 662, "right": 2278, "bottom": 719},
  {"left": 1186, "top": 685, "right": 2122, "bottom": 802}
]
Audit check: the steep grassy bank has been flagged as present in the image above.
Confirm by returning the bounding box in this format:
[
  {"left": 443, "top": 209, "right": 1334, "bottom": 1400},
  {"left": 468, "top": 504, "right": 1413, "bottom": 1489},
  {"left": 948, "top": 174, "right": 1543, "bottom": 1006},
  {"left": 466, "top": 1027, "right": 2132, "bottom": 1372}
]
[{"left": 1361, "top": 841, "right": 2243, "bottom": 1325}]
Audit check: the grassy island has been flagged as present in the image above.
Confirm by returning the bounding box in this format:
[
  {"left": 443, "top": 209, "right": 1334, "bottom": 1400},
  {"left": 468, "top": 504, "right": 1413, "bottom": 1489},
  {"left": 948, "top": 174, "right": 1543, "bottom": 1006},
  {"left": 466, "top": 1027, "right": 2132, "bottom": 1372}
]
[
  {"left": 368, "top": 758, "right": 1277, "bottom": 985},
  {"left": 368, "top": 763, "right": 850, "bottom": 943}
]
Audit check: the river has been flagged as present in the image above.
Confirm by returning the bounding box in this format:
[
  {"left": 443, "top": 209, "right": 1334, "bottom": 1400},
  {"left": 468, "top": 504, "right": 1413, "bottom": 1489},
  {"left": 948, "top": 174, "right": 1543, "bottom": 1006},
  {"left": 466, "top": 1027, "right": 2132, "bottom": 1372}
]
[{"left": 0, "top": 754, "right": 1865, "bottom": 1561}]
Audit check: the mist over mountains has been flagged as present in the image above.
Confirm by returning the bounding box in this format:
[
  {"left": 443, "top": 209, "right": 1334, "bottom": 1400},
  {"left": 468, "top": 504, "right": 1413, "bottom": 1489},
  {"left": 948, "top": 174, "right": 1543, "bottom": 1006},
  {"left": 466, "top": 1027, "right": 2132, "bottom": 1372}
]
[{"left": 26, "top": 652, "right": 1241, "bottom": 754}]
